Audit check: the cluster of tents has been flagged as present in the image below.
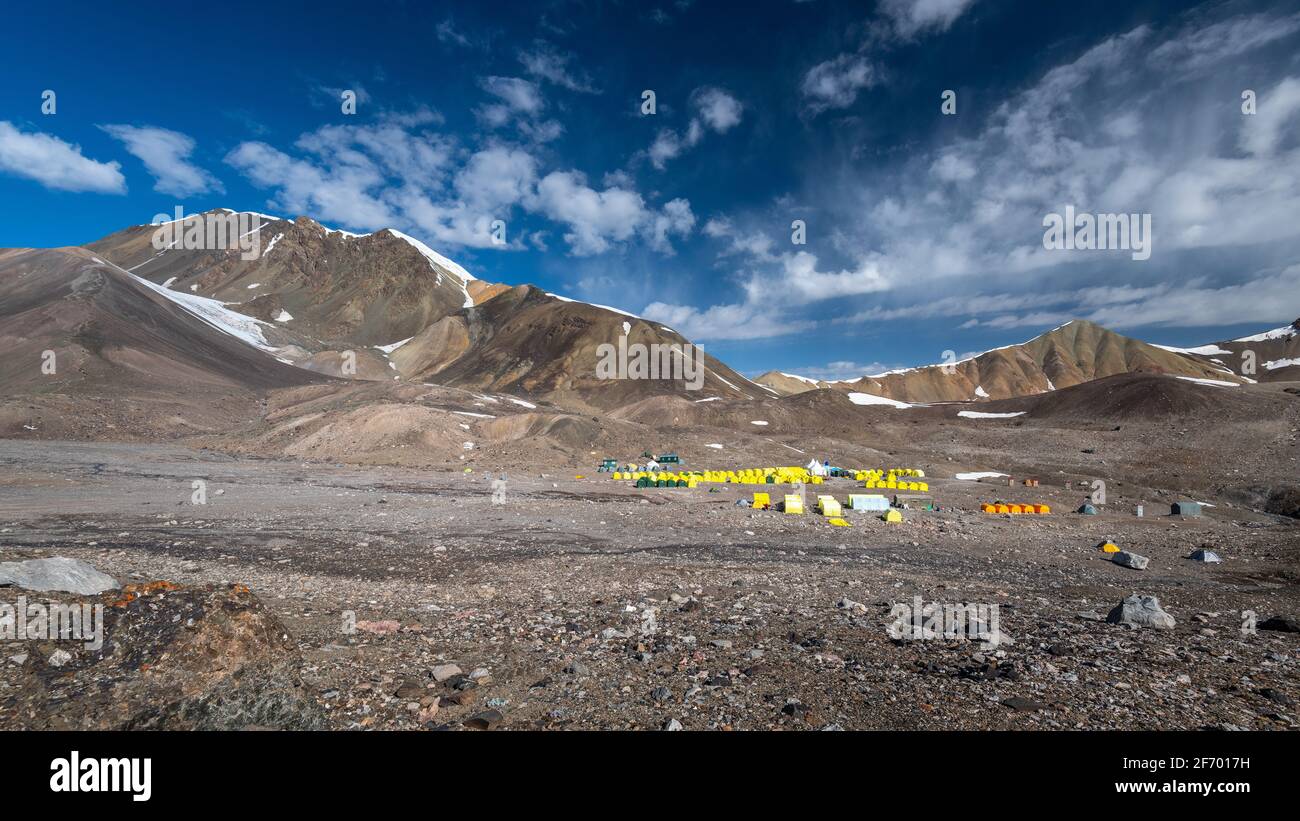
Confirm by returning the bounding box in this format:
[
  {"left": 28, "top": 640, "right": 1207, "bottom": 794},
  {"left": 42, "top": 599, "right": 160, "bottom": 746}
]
[{"left": 981, "top": 503, "right": 1052, "bottom": 514}]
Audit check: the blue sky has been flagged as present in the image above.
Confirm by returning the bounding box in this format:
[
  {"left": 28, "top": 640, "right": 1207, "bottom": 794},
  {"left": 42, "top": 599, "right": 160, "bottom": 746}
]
[{"left": 3, "top": 0, "right": 1300, "bottom": 377}]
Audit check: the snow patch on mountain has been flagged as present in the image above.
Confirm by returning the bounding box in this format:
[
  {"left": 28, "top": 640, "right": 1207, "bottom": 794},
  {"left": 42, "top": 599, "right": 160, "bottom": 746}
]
[
  {"left": 846, "top": 392, "right": 913, "bottom": 409},
  {"left": 125, "top": 269, "right": 275, "bottom": 352},
  {"left": 1176, "top": 376, "right": 1239, "bottom": 387}
]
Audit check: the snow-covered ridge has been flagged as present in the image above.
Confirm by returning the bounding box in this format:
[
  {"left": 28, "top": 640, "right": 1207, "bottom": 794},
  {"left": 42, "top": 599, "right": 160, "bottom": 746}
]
[
  {"left": 384, "top": 229, "right": 477, "bottom": 286},
  {"left": 545, "top": 291, "right": 638, "bottom": 319},
  {"left": 779, "top": 371, "right": 823, "bottom": 386},
  {"left": 384, "top": 228, "right": 477, "bottom": 309},
  {"left": 1153, "top": 343, "right": 1232, "bottom": 356},
  {"left": 1233, "top": 325, "right": 1298, "bottom": 343}
]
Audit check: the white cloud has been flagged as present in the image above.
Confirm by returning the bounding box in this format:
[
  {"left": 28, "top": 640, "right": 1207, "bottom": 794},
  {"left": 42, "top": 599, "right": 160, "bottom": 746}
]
[
  {"left": 1149, "top": 10, "right": 1300, "bottom": 73},
  {"left": 228, "top": 110, "right": 687, "bottom": 256},
  {"left": 642, "top": 300, "right": 812, "bottom": 341},
  {"left": 99, "top": 125, "right": 223, "bottom": 197},
  {"left": 436, "top": 18, "right": 476, "bottom": 48},
  {"left": 479, "top": 76, "right": 544, "bottom": 116},
  {"left": 519, "top": 42, "right": 599, "bottom": 93},
  {"left": 692, "top": 87, "right": 743, "bottom": 132},
  {"left": 225, "top": 139, "right": 397, "bottom": 230},
  {"left": 1239, "top": 76, "right": 1300, "bottom": 157},
  {"left": 476, "top": 76, "right": 562, "bottom": 143},
  {"left": 454, "top": 145, "right": 538, "bottom": 212},
  {"left": 879, "top": 0, "right": 977, "bottom": 38},
  {"left": 646, "top": 87, "right": 742, "bottom": 169},
  {"left": 800, "top": 54, "right": 877, "bottom": 114},
  {"left": 646, "top": 197, "right": 696, "bottom": 254},
  {"left": 0, "top": 121, "right": 125, "bottom": 194},
  {"left": 529, "top": 171, "right": 645, "bottom": 255},
  {"left": 930, "top": 151, "right": 976, "bottom": 183},
  {"left": 528, "top": 171, "right": 694, "bottom": 256}
]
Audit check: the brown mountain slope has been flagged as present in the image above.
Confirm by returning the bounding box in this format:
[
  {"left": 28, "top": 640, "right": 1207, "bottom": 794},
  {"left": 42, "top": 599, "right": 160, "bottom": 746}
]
[
  {"left": 82, "top": 211, "right": 773, "bottom": 409},
  {"left": 390, "top": 284, "right": 769, "bottom": 411},
  {"left": 974, "top": 372, "right": 1287, "bottom": 421},
  {"left": 1162, "top": 319, "right": 1300, "bottom": 383},
  {"left": 756, "top": 319, "right": 1247, "bottom": 402},
  {"left": 0, "top": 248, "right": 326, "bottom": 439},
  {"left": 87, "top": 211, "right": 481, "bottom": 347}
]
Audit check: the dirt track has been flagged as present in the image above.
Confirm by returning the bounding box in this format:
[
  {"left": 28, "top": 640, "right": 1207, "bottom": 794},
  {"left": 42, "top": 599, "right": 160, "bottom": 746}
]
[{"left": 2, "top": 439, "right": 1297, "bottom": 730}]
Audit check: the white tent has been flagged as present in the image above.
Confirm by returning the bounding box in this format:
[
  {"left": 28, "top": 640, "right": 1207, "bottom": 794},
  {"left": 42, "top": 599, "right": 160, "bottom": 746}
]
[{"left": 806, "top": 459, "right": 827, "bottom": 477}]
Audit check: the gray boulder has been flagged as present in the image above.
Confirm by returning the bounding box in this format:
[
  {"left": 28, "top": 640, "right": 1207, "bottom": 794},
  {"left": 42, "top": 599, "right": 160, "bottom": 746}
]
[
  {"left": 1111, "top": 551, "right": 1150, "bottom": 570},
  {"left": 1107, "top": 594, "right": 1176, "bottom": 629},
  {"left": 0, "top": 557, "right": 118, "bottom": 595}
]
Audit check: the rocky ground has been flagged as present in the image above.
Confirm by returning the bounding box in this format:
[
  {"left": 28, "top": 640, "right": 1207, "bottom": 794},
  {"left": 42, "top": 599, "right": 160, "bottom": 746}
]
[{"left": 1, "top": 438, "right": 1297, "bottom": 731}]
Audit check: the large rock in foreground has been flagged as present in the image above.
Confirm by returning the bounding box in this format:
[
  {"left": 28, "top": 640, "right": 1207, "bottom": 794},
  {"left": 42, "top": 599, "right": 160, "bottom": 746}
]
[
  {"left": 0, "top": 557, "right": 119, "bottom": 595},
  {"left": 0, "top": 582, "right": 322, "bottom": 730},
  {"left": 1106, "top": 594, "right": 1176, "bottom": 630}
]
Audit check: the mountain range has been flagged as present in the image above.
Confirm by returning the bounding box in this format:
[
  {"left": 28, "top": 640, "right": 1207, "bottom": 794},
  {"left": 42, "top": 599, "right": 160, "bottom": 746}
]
[{"left": 4, "top": 208, "right": 1297, "bottom": 423}]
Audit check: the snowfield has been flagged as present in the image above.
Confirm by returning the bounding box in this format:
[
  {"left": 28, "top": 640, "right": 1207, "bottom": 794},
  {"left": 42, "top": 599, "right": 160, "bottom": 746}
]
[
  {"left": 846, "top": 392, "right": 913, "bottom": 409},
  {"left": 1176, "top": 377, "right": 1239, "bottom": 387},
  {"left": 127, "top": 270, "right": 276, "bottom": 352}
]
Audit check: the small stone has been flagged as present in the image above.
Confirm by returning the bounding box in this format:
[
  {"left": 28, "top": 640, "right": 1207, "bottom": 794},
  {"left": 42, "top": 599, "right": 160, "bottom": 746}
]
[
  {"left": 48, "top": 649, "right": 72, "bottom": 667},
  {"left": 463, "top": 709, "right": 503, "bottom": 730},
  {"left": 431, "top": 664, "right": 463, "bottom": 682},
  {"left": 1258, "top": 688, "right": 1292, "bottom": 706},
  {"left": 1259, "top": 616, "right": 1300, "bottom": 633},
  {"left": 663, "top": 718, "right": 683, "bottom": 731},
  {"left": 394, "top": 680, "right": 424, "bottom": 699}
]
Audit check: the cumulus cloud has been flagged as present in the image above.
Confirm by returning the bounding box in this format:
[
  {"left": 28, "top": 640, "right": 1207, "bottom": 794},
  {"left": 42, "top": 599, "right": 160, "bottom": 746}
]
[
  {"left": 0, "top": 121, "right": 125, "bottom": 194},
  {"left": 476, "top": 76, "right": 563, "bottom": 143},
  {"left": 1239, "top": 76, "right": 1300, "bottom": 157},
  {"left": 671, "top": 10, "right": 1300, "bottom": 341},
  {"left": 99, "top": 124, "right": 223, "bottom": 197},
  {"left": 879, "top": 0, "right": 977, "bottom": 38},
  {"left": 641, "top": 300, "right": 813, "bottom": 342},
  {"left": 227, "top": 112, "right": 688, "bottom": 256},
  {"left": 692, "top": 87, "right": 743, "bottom": 132},
  {"left": 646, "top": 87, "right": 742, "bottom": 169},
  {"left": 800, "top": 54, "right": 877, "bottom": 115},
  {"left": 527, "top": 171, "right": 695, "bottom": 256}
]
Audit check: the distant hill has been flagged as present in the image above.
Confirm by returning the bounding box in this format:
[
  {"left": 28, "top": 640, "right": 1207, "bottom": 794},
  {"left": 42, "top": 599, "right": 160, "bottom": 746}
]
[{"left": 755, "top": 319, "right": 1251, "bottom": 402}]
